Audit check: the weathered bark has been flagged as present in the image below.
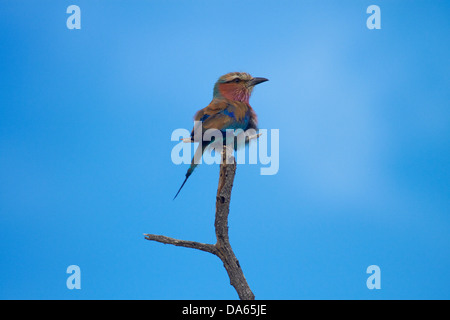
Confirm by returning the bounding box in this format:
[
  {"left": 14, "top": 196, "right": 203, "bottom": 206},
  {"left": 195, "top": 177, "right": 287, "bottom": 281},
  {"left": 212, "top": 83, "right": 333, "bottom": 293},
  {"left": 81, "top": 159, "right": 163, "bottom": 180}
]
[
  {"left": 144, "top": 147, "right": 255, "bottom": 300},
  {"left": 213, "top": 147, "right": 254, "bottom": 300}
]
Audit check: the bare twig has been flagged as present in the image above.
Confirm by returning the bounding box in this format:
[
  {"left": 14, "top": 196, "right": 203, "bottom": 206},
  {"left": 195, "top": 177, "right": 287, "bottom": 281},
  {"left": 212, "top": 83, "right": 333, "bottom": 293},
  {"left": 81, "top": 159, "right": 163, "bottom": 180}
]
[
  {"left": 143, "top": 234, "right": 217, "bottom": 255},
  {"left": 144, "top": 145, "right": 255, "bottom": 300},
  {"left": 181, "top": 132, "right": 262, "bottom": 143}
]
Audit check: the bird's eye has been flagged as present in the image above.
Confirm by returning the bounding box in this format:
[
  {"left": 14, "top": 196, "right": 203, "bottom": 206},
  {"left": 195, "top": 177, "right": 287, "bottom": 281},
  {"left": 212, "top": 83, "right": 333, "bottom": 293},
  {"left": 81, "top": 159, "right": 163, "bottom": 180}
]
[{"left": 233, "top": 78, "right": 241, "bottom": 83}]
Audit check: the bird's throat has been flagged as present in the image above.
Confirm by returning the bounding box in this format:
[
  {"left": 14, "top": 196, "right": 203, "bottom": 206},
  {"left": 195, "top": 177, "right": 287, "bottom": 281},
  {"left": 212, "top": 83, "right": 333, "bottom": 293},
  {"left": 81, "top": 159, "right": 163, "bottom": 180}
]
[{"left": 218, "top": 83, "right": 250, "bottom": 104}]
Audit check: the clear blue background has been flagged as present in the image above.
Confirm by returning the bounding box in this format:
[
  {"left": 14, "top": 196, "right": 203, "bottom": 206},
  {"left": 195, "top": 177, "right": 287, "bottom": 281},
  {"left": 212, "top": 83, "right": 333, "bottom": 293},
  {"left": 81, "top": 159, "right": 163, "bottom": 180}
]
[{"left": 1, "top": 0, "right": 449, "bottom": 299}]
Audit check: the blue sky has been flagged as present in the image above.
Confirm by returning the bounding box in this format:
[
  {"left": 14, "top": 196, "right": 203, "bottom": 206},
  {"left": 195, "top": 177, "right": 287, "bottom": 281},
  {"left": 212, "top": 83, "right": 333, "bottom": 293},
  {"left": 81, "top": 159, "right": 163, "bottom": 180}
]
[{"left": 0, "top": 0, "right": 449, "bottom": 299}]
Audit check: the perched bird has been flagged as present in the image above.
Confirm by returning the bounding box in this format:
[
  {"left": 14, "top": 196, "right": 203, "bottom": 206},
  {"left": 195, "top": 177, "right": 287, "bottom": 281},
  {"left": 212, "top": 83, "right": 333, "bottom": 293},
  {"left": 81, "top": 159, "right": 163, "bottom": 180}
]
[{"left": 173, "top": 72, "right": 268, "bottom": 199}]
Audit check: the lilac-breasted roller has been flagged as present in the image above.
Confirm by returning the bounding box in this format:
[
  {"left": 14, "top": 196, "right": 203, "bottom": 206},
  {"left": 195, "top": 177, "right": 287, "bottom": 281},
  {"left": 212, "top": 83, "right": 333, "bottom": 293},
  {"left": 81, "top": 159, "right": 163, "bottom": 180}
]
[{"left": 174, "top": 72, "right": 268, "bottom": 199}]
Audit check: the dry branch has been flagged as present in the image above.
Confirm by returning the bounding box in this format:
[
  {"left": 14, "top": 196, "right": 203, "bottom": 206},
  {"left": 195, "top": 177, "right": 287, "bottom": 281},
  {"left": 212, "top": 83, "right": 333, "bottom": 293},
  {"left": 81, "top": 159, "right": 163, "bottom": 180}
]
[
  {"left": 144, "top": 146, "right": 255, "bottom": 300},
  {"left": 143, "top": 234, "right": 217, "bottom": 255}
]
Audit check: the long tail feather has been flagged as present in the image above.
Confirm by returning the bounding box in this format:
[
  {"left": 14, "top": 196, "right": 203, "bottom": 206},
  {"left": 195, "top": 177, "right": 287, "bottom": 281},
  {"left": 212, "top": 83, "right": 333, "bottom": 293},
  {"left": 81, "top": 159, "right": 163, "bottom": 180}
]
[
  {"left": 173, "top": 172, "right": 191, "bottom": 200},
  {"left": 173, "top": 141, "right": 209, "bottom": 200}
]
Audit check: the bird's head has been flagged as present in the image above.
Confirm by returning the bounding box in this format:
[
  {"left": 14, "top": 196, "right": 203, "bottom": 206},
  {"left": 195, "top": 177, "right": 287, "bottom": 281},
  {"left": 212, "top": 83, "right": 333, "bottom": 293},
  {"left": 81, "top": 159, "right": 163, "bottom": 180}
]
[{"left": 213, "top": 72, "right": 268, "bottom": 103}]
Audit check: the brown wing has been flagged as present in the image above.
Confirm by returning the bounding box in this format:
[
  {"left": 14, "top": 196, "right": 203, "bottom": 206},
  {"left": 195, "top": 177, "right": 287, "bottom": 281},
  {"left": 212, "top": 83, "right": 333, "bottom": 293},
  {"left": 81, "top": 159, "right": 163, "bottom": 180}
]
[{"left": 190, "top": 99, "right": 232, "bottom": 141}]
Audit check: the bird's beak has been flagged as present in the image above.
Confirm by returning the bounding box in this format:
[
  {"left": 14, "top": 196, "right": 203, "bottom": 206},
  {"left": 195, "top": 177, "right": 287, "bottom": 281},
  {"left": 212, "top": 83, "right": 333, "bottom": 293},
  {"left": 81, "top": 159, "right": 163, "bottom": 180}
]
[{"left": 248, "top": 77, "right": 269, "bottom": 87}]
